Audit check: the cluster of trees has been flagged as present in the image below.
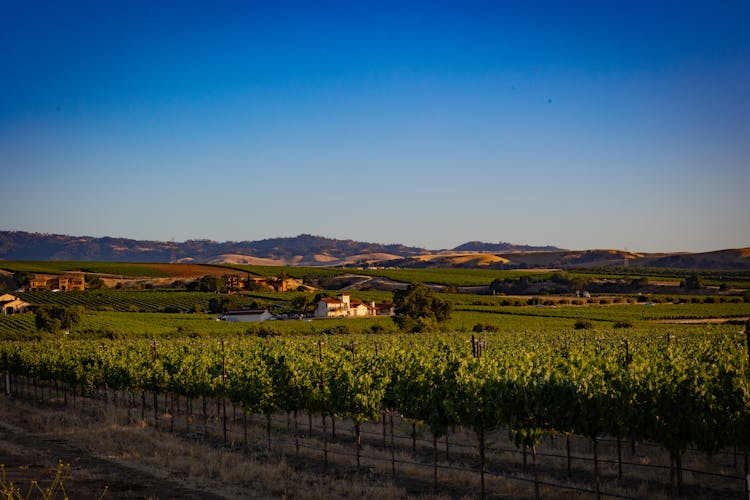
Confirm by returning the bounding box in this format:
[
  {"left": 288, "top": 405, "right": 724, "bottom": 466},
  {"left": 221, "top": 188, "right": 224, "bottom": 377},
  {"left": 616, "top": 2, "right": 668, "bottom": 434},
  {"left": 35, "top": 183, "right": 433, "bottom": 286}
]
[
  {"left": 488, "top": 272, "right": 717, "bottom": 295},
  {"left": 186, "top": 275, "right": 227, "bottom": 293},
  {"left": 489, "top": 273, "right": 592, "bottom": 295},
  {"left": 34, "top": 305, "right": 84, "bottom": 334},
  {"left": 392, "top": 283, "right": 452, "bottom": 332}
]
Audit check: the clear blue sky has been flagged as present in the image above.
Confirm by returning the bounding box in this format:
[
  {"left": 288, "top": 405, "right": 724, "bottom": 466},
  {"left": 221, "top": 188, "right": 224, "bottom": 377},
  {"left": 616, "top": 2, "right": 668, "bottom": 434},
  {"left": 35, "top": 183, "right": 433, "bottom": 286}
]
[{"left": 2, "top": 0, "right": 748, "bottom": 252}]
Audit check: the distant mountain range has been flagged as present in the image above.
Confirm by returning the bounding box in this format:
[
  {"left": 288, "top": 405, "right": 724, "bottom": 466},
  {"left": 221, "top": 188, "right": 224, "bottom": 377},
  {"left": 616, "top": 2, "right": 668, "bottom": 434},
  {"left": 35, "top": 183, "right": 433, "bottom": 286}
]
[
  {"left": 0, "top": 231, "right": 426, "bottom": 265},
  {"left": 1, "top": 231, "right": 748, "bottom": 270}
]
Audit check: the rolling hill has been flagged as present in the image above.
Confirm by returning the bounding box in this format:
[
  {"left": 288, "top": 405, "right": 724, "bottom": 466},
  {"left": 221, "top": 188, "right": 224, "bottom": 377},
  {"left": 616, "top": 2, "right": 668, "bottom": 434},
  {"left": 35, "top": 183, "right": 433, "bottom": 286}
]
[{"left": 1, "top": 231, "right": 748, "bottom": 270}]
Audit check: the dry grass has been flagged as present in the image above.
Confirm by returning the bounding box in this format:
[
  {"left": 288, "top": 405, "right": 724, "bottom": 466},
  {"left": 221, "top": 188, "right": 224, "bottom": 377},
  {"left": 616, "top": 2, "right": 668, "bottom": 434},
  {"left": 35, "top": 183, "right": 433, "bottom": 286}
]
[
  {"left": 414, "top": 254, "right": 511, "bottom": 266},
  {"left": 1, "top": 397, "right": 410, "bottom": 499}
]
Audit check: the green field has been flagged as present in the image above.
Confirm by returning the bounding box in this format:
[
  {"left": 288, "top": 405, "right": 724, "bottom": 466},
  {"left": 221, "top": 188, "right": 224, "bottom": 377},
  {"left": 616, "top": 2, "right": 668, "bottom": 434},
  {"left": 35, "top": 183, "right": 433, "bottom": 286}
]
[
  {"left": 1, "top": 260, "right": 747, "bottom": 342},
  {"left": 5, "top": 259, "right": 749, "bottom": 291},
  {"left": 221, "top": 264, "right": 557, "bottom": 286},
  {"left": 2, "top": 295, "right": 746, "bottom": 341}
]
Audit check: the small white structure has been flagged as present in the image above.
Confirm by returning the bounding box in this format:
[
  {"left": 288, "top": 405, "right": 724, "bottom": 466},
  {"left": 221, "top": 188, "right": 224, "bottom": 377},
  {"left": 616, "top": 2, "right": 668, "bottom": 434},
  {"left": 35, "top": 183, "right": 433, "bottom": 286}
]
[
  {"left": 0, "top": 294, "right": 31, "bottom": 315},
  {"left": 220, "top": 309, "right": 274, "bottom": 323}
]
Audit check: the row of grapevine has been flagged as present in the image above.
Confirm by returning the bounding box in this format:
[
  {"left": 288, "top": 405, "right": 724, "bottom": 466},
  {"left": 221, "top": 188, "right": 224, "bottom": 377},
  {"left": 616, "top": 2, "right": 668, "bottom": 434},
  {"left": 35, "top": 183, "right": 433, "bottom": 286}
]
[
  {"left": 17, "top": 290, "right": 214, "bottom": 312},
  {"left": 1, "top": 333, "right": 748, "bottom": 497},
  {"left": 459, "top": 301, "right": 750, "bottom": 322}
]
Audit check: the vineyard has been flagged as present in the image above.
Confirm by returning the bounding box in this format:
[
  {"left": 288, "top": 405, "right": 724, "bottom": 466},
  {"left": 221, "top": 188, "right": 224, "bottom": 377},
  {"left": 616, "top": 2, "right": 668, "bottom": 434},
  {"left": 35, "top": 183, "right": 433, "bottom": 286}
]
[
  {"left": 2, "top": 291, "right": 748, "bottom": 342},
  {"left": 15, "top": 290, "right": 214, "bottom": 313},
  {"left": 2, "top": 260, "right": 750, "bottom": 497},
  {"left": 456, "top": 301, "right": 750, "bottom": 323},
  {"left": 2, "top": 330, "right": 749, "bottom": 498}
]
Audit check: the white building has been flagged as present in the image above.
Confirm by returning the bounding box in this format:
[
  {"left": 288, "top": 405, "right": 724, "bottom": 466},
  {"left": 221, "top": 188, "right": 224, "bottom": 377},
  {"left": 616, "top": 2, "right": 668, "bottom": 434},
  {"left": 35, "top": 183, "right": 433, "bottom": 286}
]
[
  {"left": 314, "top": 293, "right": 377, "bottom": 318},
  {"left": 220, "top": 309, "right": 275, "bottom": 322}
]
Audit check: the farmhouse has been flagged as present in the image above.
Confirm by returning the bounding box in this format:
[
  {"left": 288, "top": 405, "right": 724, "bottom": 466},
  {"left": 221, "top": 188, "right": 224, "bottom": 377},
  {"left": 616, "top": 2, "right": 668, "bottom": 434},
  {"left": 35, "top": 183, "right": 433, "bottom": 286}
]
[
  {"left": 220, "top": 309, "right": 275, "bottom": 323},
  {"left": 0, "top": 294, "right": 31, "bottom": 315},
  {"left": 313, "top": 293, "right": 396, "bottom": 319},
  {"left": 28, "top": 273, "right": 85, "bottom": 292},
  {"left": 315, "top": 293, "right": 373, "bottom": 318}
]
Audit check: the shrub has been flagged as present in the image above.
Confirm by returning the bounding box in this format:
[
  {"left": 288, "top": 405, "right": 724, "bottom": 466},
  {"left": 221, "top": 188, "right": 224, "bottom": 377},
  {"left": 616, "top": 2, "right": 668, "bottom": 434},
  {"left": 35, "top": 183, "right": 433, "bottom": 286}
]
[
  {"left": 247, "top": 324, "right": 283, "bottom": 338},
  {"left": 369, "top": 324, "right": 388, "bottom": 334},
  {"left": 176, "top": 325, "right": 202, "bottom": 337},
  {"left": 323, "top": 324, "right": 353, "bottom": 336},
  {"left": 574, "top": 319, "right": 593, "bottom": 330},
  {"left": 472, "top": 322, "right": 500, "bottom": 333},
  {"left": 684, "top": 273, "right": 703, "bottom": 290},
  {"left": 613, "top": 320, "right": 634, "bottom": 329}
]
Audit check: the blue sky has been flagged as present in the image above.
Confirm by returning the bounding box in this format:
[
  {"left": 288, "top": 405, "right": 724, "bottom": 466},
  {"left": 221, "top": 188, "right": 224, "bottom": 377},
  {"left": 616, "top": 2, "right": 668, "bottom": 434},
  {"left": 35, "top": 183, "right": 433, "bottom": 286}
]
[{"left": 2, "top": 1, "right": 749, "bottom": 252}]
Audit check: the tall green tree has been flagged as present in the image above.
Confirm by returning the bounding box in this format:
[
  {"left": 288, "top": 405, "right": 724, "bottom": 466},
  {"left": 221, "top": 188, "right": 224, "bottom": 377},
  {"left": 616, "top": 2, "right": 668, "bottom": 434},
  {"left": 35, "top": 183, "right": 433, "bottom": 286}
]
[
  {"left": 684, "top": 272, "right": 703, "bottom": 290},
  {"left": 392, "top": 283, "right": 452, "bottom": 332},
  {"left": 34, "top": 305, "right": 84, "bottom": 334}
]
